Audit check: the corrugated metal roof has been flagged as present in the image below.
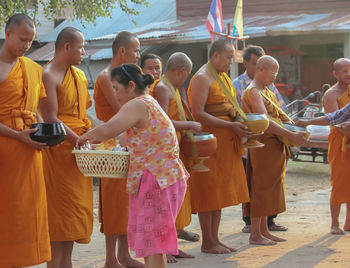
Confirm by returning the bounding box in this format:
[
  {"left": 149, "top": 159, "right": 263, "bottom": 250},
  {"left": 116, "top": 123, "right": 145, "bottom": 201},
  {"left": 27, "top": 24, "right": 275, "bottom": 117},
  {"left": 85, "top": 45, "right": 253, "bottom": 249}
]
[
  {"left": 40, "top": 0, "right": 176, "bottom": 42},
  {"left": 30, "top": 1, "right": 350, "bottom": 61},
  {"left": 42, "top": 8, "right": 350, "bottom": 46},
  {"left": 89, "top": 48, "right": 112, "bottom": 61},
  {"left": 26, "top": 42, "right": 100, "bottom": 61},
  {"left": 26, "top": 42, "right": 153, "bottom": 61},
  {"left": 138, "top": 13, "right": 350, "bottom": 43}
]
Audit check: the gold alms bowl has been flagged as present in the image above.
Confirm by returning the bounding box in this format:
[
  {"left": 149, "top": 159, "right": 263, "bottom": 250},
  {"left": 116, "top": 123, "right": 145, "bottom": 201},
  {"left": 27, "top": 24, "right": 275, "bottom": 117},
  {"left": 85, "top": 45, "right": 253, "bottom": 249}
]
[
  {"left": 280, "top": 123, "right": 310, "bottom": 147},
  {"left": 241, "top": 113, "right": 269, "bottom": 134},
  {"left": 239, "top": 113, "right": 269, "bottom": 148}
]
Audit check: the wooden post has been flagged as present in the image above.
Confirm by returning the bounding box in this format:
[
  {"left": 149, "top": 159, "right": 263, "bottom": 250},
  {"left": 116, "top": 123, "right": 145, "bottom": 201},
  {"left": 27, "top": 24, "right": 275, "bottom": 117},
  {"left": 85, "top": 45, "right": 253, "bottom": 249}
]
[
  {"left": 210, "top": 23, "right": 249, "bottom": 64},
  {"left": 211, "top": 23, "right": 249, "bottom": 41},
  {"left": 227, "top": 23, "right": 231, "bottom": 42}
]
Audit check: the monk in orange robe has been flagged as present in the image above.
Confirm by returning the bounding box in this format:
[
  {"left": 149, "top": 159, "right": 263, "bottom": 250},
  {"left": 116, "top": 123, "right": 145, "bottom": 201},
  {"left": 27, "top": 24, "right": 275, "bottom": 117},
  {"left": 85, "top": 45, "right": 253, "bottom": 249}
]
[
  {"left": 149, "top": 52, "right": 201, "bottom": 262},
  {"left": 94, "top": 31, "right": 144, "bottom": 268},
  {"left": 39, "top": 27, "right": 95, "bottom": 267},
  {"left": 241, "top": 55, "right": 306, "bottom": 245},
  {"left": 318, "top": 58, "right": 350, "bottom": 234},
  {"left": 0, "top": 14, "right": 51, "bottom": 267},
  {"left": 188, "top": 39, "right": 251, "bottom": 254}
]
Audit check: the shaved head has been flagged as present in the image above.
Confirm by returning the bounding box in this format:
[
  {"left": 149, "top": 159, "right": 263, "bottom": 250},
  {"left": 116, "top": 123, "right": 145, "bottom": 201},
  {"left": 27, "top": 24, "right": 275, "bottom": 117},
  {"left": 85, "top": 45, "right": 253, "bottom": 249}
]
[
  {"left": 256, "top": 55, "right": 279, "bottom": 70},
  {"left": 255, "top": 55, "right": 279, "bottom": 86},
  {"left": 209, "top": 39, "right": 231, "bottom": 59},
  {"left": 166, "top": 52, "right": 192, "bottom": 71},
  {"left": 5, "top": 13, "right": 35, "bottom": 31},
  {"left": 55, "top": 27, "right": 82, "bottom": 50},
  {"left": 333, "top": 58, "right": 350, "bottom": 71},
  {"left": 112, "top": 31, "right": 138, "bottom": 55}
]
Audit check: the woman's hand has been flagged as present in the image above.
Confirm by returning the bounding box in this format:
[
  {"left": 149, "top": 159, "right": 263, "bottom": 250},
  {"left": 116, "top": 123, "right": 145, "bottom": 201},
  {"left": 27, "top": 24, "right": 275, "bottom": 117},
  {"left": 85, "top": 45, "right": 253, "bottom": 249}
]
[
  {"left": 76, "top": 134, "right": 90, "bottom": 149},
  {"left": 294, "top": 118, "right": 310, "bottom": 128}
]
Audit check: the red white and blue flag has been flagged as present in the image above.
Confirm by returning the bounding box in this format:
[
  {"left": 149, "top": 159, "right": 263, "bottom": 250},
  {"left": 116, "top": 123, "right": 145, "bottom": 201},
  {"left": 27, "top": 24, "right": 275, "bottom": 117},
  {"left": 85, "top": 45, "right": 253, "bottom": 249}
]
[{"left": 206, "top": 0, "right": 223, "bottom": 42}]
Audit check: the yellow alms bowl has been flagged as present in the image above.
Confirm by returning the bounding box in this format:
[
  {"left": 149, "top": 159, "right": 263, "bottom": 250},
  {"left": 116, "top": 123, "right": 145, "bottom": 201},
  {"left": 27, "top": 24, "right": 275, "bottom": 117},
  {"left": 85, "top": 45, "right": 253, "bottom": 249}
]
[{"left": 241, "top": 113, "right": 269, "bottom": 134}]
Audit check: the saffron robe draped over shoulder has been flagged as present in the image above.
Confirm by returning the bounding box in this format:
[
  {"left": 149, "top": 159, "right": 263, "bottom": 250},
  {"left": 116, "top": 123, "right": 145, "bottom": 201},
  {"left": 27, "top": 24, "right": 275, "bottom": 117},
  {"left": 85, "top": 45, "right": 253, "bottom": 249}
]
[
  {"left": 325, "top": 86, "right": 350, "bottom": 205},
  {"left": 93, "top": 75, "right": 116, "bottom": 122},
  {"left": 94, "top": 75, "right": 129, "bottom": 235},
  {"left": 187, "top": 73, "right": 249, "bottom": 213},
  {"left": 0, "top": 57, "right": 51, "bottom": 267},
  {"left": 242, "top": 87, "right": 287, "bottom": 217},
  {"left": 42, "top": 66, "right": 93, "bottom": 243},
  {"left": 149, "top": 80, "right": 192, "bottom": 229}
]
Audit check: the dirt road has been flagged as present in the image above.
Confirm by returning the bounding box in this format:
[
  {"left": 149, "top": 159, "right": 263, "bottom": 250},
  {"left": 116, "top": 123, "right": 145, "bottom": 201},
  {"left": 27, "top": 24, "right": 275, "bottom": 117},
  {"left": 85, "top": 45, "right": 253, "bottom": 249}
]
[{"left": 33, "top": 161, "right": 350, "bottom": 268}]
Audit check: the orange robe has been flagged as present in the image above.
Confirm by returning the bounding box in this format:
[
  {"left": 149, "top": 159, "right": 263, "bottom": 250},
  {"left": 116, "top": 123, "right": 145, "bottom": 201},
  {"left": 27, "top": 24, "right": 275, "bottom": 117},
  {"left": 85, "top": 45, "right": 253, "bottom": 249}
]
[
  {"left": 187, "top": 73, "right": 250, "bottom": 213},
  {"left": 42, "top": 66, "right": 93, "bottom": 242},
  {"left": 94, "top": 75, "right": 129, "bottom": 235},
  {"left": 242, "top": 87, "right": 288, "bottom": 217},
  {"left": 149, "top": 80, "right": 192, "bottom": 229},
  {"left": 0, "top": 57, "right": 51, "bottom": 267},
  {"left": 325, "top": 87, "right": 350, "bottom": 205}
]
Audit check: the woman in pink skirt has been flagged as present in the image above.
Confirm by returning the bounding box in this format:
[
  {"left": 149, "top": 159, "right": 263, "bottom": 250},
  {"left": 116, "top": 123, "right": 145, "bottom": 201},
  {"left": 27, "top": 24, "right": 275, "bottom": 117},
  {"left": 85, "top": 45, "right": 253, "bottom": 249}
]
[{"left": 77, "top": 64, "right": 189, "bottom": 268}]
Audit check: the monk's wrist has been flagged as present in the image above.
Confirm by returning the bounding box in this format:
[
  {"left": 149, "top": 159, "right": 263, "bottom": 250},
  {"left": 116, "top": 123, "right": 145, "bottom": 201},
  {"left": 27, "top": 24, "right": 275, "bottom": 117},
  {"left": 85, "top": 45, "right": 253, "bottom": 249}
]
[{"left": 11, "top": 129, "right": 22, "bottom": 140}]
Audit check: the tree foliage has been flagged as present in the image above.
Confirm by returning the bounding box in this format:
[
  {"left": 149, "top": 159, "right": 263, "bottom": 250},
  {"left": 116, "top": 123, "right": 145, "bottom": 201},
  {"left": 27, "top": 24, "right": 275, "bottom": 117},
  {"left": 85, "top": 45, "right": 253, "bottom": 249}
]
[{"left": 0, "top": 0, "right": 149, "bottom": 30}]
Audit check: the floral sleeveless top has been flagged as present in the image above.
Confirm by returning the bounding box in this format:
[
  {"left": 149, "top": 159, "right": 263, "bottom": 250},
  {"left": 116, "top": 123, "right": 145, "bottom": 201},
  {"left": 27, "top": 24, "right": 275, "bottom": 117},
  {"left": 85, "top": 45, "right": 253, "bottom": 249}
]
[{"left": 126, "top": 94, "right": 189, "bottom": 194}]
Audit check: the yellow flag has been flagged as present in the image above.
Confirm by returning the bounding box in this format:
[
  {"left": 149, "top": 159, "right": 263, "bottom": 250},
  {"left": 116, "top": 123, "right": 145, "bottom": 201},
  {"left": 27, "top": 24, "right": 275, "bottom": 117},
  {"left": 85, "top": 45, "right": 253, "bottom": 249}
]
[{"left": 232, "top": 0, "right": 243, "bottom": 37}]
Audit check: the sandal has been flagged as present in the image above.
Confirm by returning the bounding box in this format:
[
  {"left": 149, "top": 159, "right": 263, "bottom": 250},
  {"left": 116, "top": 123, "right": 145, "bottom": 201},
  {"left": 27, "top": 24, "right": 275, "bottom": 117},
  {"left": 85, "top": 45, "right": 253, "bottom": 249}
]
[
  {"left": 268, "top": 224, "right": 288, "bottom": 231},
  {"left": 241, "top": 225, "right": 251, "bottom": 233}
]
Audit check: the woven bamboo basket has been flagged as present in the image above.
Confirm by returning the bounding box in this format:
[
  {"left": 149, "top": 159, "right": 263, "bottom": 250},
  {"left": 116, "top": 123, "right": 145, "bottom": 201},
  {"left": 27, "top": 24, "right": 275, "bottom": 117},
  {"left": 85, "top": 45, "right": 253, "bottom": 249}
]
[{"left": 72, "top": 149, "right": 129, "bottom": 178}]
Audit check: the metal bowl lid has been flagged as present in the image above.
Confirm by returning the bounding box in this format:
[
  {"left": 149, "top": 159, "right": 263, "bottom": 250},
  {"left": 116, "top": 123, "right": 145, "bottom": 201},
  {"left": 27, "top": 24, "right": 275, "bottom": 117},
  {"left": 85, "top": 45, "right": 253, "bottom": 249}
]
[
  {"left": 192, "top": 132, "right": 215, "bottom": 141},
  {"left": 245, "top": 113, "right": 268, "bottom": 121},
  {"left": 284, "top": 123, "right": 307, "bottom": 133}
]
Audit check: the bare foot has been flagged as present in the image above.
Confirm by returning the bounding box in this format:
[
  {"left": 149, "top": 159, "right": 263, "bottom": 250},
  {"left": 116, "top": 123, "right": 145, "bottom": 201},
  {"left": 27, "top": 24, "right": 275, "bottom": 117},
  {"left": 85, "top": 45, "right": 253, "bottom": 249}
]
[
  {"left": 166, "top": 254, "right": 178, "bottom": 263},
  {"left": 173, "top": 249, "right": 195, "bottom": 258},
  {"left": 331, "top": 226, "right": 345, "bottom": 235},
  {"left": 177, "top": 229, "right": 200, "bottom": 242},
  {"left": 104, "top": 260, "right": 122, "bottom": 268},
  {"left": 118, "top": 256, "right": 145, "bottom": 268},
  {"left": 343, "top": 223, "right": 350, "bottom": 231},
  {"left": 249, "top": 235, "right": 277, "bottom": 246},
  {"left": 262, "top": 231, "right": 286, "bottom": 242},
  {"left": 201, "top": 243, "right": 231, "bottom": 254},
  {"left": 217, "top": 241, "right": 237, "bottom": 252}
]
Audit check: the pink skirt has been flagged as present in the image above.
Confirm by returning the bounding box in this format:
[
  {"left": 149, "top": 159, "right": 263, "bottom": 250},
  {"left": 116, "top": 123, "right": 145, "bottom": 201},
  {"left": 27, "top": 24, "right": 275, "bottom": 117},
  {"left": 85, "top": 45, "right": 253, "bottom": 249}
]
[{"left": 127, "top": 170, "right": 186, "bottom": 258}]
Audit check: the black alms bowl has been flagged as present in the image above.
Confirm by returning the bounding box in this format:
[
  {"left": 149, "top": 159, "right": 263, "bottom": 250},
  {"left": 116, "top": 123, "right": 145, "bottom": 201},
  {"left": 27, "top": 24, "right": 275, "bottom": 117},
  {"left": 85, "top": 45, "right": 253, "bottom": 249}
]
[{"left": 30, "top": 123, "right": 67, "bottom": 146}]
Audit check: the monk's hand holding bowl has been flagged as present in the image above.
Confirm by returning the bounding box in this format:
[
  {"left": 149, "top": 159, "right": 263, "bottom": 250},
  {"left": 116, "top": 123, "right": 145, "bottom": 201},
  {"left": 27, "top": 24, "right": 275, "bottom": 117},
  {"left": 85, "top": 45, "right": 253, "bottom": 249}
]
[
  {"left": 289, "top": 131, "right": 307, "bottom": 147},
  {"left": 17, "top": 128, "right": 49, "bottom": 150},
  {"left": 187, "top": 121, "right": 202, "bottom": 133},
  {"left": 230, "top": 122, "right": 252, "bottom": 138}
]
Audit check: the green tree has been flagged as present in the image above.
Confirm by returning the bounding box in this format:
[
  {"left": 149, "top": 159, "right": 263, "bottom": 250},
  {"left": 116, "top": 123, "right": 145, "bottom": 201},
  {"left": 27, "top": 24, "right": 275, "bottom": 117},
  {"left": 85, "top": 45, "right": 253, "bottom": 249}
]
[{"left": 0, "top": 0, "right": 149, "bottom": 30}]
